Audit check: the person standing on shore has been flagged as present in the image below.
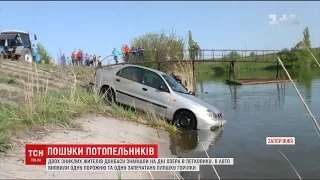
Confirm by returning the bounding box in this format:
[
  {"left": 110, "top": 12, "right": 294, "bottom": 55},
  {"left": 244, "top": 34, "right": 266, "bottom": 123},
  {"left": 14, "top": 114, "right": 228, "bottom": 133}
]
[
  {"left": 93, "top": 54, "right": 97, "bottom": 66},
  {"left": 97, "top": 56, "right": 102, "bottom": 67},
  {"left": 138, "top": 44, "right": 144, "bottom": 61},
  {"left": 112, "top": 48, "right": 119, "bottom": 64},
  {"left": 73, "top": 51, "right": 78, "bottom": 66},
  {"left": 132, "top": 45, "right": 138, "bottom": 61},
  {"left": 60, "top": 53, "right": 66, "bottom": 66},
  {"left": 85, "top": 53, "right": 90, "bottom": 66},
  {"left": 77, "top": 49, "right": 83, "bottom": 66},
  {"left": 89, "top": 55, "right": 93, "bottom": 66},
  {"left": 123, "top": 45, "right": 130, "bottom": 63},
  {"left": 82, "top": 52, "right": 86, "bottom": 66}
]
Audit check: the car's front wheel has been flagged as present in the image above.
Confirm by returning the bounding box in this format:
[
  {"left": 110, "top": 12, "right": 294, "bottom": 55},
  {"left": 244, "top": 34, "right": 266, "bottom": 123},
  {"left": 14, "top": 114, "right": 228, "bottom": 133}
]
[
  {"left": 172, "top": 110, "right": 197, "bottom": 130},
  {"left": 100, "top": 86, "right": 115, "bottom": 104}
]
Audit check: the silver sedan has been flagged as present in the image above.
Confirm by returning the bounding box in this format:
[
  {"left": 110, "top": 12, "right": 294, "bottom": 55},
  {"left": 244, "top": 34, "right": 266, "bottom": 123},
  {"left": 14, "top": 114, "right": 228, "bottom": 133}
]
[{"left": 90, "top": 64, "right": 226, "bottom": 130}]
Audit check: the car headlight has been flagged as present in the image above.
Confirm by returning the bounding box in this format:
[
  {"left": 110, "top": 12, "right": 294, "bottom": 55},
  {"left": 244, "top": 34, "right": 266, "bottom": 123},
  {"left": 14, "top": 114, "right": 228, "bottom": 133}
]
[{"left": 206, "top": 110, "right": 217, "bottom": 118}]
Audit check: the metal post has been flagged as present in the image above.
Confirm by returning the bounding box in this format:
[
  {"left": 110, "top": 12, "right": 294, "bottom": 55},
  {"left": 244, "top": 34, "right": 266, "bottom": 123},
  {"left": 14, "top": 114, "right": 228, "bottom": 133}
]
[
  {"left": 222, "top": 51, "right": 224, "bottom": 61},
  {"left": 276, "top": 60, "right": 279, "bottom": 79},
  {"left": 244, "top": 50, "right": 247, "bottom": 61},
  {"left": 192, "top": 58, "right": 196, "bottom": 93},
  {"left": 232, "top": 62, "right": 237, "bottom": 80},
  {"left": 242, "top": 51, "right": 243, "bottom": 61},
  {"left": 228, "top": 62, "right": 232, "bottom": 80},
  {"left": 212, "top": 50, "right": 215, "bottom": 61}
]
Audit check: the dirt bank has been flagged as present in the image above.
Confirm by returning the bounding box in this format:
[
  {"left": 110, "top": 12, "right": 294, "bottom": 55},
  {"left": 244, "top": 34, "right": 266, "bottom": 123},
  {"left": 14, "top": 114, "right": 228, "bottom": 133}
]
[{"left": 0, "top": 115, "right": 177, "bottom": 179}]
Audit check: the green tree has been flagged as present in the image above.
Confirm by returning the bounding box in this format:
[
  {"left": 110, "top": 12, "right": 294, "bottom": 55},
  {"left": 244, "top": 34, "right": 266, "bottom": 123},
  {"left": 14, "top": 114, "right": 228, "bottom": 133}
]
[
  {"left": 188, "top": 31, "right": 195, "bottom": 61},
  {"left": 281, "top": 27, "right": 313, "bottom": 67},
  {"left": 302, "top": 27, "right": 311, "bottom": 49},
  {"left": 250, "top": 52, "right": 255, "bottom": 57},
  {"left": 36, "top": 43, "right": 50, "bottom": 64},
  {"left": 294, "top": 27, "right": 311, "bottom": 50},
  {"left": 226, "top": 51, "right": 241, "bottom": 60},
  {"left": 130, "top": 30, "right": 185, "bottom": 72}
]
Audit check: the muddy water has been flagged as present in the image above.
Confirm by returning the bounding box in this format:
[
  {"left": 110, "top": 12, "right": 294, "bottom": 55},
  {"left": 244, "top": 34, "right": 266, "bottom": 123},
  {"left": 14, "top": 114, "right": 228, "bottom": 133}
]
[{"left": 169, "top": 70, "right": 320, "bottom": 179}]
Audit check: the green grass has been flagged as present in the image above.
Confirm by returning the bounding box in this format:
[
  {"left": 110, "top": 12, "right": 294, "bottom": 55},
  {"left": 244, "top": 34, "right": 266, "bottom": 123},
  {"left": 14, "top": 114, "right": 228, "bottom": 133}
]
[
  {"left": 0, "top": 87, "right": 177, "bottom": 152},
  {"left": 0, "top": 69, "right": 177, "bottom": 152},
  {"left": 0, "top": 76, "right": 18, "bottom": 84}
]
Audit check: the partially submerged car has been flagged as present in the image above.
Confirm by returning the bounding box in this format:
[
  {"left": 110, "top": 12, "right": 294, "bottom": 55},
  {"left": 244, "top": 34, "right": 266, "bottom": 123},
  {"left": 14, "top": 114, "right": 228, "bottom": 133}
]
[{"left": 89, "top": 64, "right": 226, "bottom": 130}]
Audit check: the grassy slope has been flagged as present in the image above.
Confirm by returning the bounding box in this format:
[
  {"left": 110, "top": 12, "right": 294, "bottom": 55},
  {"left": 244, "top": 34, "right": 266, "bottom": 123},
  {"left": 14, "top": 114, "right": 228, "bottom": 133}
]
[
  {"left": 0, "top": 61, "right": 177, "bottom": 152},
  {"left": 196, "top": 47, "right": 320, "bottom": 74}
]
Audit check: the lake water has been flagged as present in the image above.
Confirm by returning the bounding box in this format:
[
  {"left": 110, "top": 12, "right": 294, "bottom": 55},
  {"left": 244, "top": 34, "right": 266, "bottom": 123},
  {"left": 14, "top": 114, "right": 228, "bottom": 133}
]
[{"left": 169, "top": 69, "right": 320, "bottom": 179}]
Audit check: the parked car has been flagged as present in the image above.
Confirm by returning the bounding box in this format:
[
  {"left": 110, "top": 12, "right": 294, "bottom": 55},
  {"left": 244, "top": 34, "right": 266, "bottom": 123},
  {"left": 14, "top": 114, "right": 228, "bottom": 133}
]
[{"left": 89, "top": 64, "right": 226, "bottom": 130}]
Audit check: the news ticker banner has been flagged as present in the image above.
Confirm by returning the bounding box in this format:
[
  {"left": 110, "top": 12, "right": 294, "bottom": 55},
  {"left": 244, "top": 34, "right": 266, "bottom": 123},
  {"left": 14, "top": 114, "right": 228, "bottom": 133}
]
[
  {"left": 26, "top": 144, "right": 234, "bottom": 172},
  {"left": 46, "top": 158, "right": 234, "bottom": 172}
]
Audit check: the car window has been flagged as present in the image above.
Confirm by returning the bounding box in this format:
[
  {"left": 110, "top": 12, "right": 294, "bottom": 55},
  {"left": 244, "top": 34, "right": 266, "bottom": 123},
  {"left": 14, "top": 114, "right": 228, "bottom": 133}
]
[
  {"left": 116, "top": 67, "right": 144, "bottom": 82},
  {"left": 142, "top": 70, "right": 166, "bottom": 89},
  {"left": 162, "top": 74, "right": 188, "bottom": 93}
]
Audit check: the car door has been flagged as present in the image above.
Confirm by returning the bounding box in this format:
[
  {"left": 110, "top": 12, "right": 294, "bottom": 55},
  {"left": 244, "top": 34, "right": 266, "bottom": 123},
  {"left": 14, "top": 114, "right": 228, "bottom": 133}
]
[
  {"left": 139, "top": 70, "right": 171, "bottom": 117},
  {"left": 113, "top": 66, "right": 147, "bottom": 109}
]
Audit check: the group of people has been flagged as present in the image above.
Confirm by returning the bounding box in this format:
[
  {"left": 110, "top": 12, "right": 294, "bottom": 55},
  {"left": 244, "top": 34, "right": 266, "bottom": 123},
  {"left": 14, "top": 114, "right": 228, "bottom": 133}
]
[
  {"left": 112, "top": 44, "right": 145, "bottom": 64},
  {"left": 59, "top": 49, "right": 102, "bottom": 67},
  {"left": 58, "top": 44, "right": 147, "bottom": 67}
]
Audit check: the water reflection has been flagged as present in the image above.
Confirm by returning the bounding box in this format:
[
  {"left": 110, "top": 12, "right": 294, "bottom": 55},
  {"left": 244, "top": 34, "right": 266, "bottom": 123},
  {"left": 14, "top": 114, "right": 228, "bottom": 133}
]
[
  {"left": 276, "top": 83, "right": 286, "bottom": 107},
  {"left": 229, "top": 85, "right": 238, "bottom": 109},
  {"left": 297, "top": 67, "right": 313, "bottom": 104},
  {"left": 169, "top": 128, "right": 224, "bottom": 158},
  {"left": 228, "top": 83, "right": 286, "bottom": 110}
]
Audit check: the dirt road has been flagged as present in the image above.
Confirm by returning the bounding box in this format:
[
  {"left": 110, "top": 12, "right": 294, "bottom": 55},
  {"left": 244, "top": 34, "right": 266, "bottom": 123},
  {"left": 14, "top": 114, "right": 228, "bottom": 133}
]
[{"left": 0, "top": 115, "right": 177, "bottom": 179}]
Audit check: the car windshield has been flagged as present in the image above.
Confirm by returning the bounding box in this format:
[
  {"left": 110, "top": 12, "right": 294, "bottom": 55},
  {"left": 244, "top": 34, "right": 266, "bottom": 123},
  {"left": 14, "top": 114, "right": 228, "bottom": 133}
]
[{"left": 162, "top": 74, "right": 188, "bottom": 94}]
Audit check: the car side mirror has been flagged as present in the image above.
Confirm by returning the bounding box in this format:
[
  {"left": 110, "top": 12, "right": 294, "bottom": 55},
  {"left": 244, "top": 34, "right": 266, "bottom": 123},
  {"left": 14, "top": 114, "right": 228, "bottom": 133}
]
[{"left": 34, "top": 35, "right": 37, "bottom": 40}]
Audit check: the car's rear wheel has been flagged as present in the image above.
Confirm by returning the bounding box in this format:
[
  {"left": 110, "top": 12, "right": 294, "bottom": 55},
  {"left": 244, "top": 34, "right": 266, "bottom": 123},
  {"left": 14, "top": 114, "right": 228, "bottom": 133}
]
[
  {"left": 172, "top": 110, "right": 197, "bottom": 130},
  {"left": 100, "top": 86, "right": 115, "bottom": 104}
]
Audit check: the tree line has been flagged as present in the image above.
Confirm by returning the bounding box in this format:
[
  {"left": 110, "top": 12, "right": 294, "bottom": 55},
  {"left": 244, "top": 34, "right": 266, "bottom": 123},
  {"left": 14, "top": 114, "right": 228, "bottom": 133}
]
[{"left": 279, "top": 27, "right": 320, "bottom": 68}]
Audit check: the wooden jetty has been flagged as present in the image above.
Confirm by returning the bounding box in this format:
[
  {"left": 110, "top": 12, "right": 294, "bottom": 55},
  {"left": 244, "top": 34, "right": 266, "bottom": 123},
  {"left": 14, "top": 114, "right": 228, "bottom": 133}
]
[{"left": 225, "top": 59, "right": 290, "bottom": 85}]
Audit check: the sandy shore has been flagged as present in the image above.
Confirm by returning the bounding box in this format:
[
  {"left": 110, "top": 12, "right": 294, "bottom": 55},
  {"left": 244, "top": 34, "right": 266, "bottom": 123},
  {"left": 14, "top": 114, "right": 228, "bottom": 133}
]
[{"left": 0, "top": 115, "right": 178, "bottom": 179}]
